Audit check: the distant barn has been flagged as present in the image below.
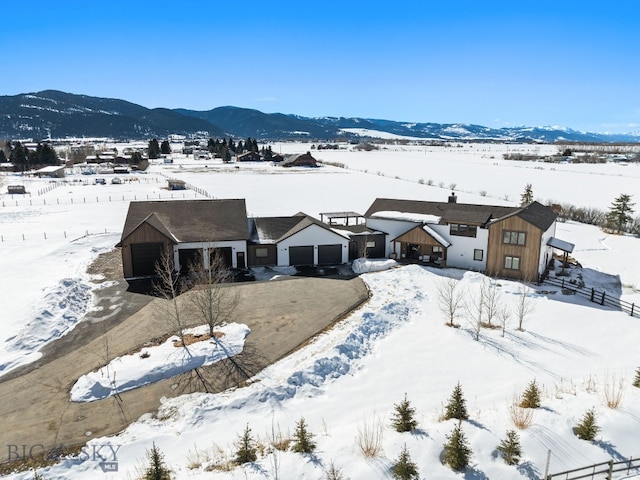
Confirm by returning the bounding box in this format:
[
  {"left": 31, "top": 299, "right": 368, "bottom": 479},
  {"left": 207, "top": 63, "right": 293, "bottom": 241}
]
[{"left": 281, "top": 152, "right": 318, "bottom": 167}]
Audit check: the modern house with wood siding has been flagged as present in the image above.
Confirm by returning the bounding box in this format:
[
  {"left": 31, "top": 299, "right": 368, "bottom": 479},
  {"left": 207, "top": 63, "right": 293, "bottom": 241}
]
[{"left": 364, "top": 194, "right": 569, "bottom": 281}]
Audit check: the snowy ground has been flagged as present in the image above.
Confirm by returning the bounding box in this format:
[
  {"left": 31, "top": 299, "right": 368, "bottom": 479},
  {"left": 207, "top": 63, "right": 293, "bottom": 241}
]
[{"left": 1, "top": 143, "right": 639, "bottom": 479}]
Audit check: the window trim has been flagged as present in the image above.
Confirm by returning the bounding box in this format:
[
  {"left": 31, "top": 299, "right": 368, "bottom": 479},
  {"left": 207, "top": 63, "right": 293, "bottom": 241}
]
[
  {"left": 503, "top": 230, "right": 526, "bottom": 246},
  {"left": 504, "top": 255, "right": 521, "bottom": 270}
]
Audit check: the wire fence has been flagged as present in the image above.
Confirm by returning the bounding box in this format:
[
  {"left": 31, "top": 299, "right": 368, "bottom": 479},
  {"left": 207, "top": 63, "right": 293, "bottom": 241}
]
[{"left": 0, "top": 229, "right": 119, "bottom": 244}]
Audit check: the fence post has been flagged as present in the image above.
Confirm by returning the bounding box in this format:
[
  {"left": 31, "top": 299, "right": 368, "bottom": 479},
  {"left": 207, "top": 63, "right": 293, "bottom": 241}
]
[
  {"left": 543, "top": 449, "right": 551, "bottom": 479},
  {"left": 607, "top": 459, "right": 614, "bottom": 480},
  {"left": 601, "top": 292, "right": 606, "bottom": 306}
]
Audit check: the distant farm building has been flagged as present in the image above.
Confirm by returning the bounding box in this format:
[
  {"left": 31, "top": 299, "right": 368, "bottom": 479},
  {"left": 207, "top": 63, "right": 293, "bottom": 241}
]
[
  {"left": 167, "top": 179, "right": 186, "bottom": 190},
  {"left": 35, "top": 165, "right": 65, "bottom": 178},
  {"left": 281, "top": 152, "right": 318, "bottom": 167},
  {"left": 237, "top": 151, "right": 262, "bottom": 162},
  {"left": 7, "top": 185, "right": 26, "bottom": 194}
]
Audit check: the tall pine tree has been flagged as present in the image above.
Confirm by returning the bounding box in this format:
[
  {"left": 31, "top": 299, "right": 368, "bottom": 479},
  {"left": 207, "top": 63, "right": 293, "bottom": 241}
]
[
  {"left": 606, "top": 194, "right": 635, "bottom": 233},
  {"left": 520, "top": 183, "right": 534, "bottom": 206}
]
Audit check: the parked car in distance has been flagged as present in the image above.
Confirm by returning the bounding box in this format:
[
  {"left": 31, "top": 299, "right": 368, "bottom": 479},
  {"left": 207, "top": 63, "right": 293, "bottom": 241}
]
[
  {"left": 111, "top": 177, "right": 123, "bottom": 185},
  {"left": 95, "top": 178, "right": 106, "bottom": 185}
]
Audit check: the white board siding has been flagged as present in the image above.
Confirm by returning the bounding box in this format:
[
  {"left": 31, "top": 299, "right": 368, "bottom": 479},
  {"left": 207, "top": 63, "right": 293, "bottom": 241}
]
[{"left": 277, "top": 224, "right": 349, "bottom": 266}]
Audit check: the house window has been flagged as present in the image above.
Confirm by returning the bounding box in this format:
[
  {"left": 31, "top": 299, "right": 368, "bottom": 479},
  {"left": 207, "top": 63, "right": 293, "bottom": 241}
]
[
  {"left": 432, "top": 246, "right": 443, "bottom": 254},
  {"left": 474, "top": 249, "right": 483, "bottom": 261},
  {"left": 450, "top": 223, "right": 477, "bottom": 237},
  {"left": 504, "top": 256, "right": 520, "bottom": 270},
  {"left": 366, "top": 241, "right": 376, "bottom": 248},
  {"left": 255, "top": 247, "right": 269, "bottom": 258},
  {"left": 503, "top": 230, "right": 526, "bottom": 245}
]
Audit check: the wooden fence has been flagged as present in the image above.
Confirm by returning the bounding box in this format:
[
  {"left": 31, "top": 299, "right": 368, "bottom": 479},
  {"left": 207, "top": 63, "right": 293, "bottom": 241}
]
[
  {"left": 546, "top": 456, "right": 640, "bottom": 480},
  {"left": 540, "top": 276, "right": 639, "bottom": 319}
]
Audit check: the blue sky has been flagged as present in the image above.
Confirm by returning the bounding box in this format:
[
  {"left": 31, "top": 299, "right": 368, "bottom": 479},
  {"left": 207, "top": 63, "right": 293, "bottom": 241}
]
[{"left": 3, "top": 1, "right": 639, "bottom": 133}]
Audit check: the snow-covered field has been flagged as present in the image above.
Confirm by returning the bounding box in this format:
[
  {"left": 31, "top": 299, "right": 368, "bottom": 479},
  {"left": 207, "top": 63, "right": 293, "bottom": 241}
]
[{"left": 1, "top": 143, "right": 639, "bottom": 479}]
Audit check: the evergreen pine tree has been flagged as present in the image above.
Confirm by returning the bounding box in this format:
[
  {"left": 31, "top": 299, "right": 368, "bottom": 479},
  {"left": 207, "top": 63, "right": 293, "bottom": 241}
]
[
  {"left": 148, "top": 139, "right": 161, "bottom": 159},
  {"left": 234, "top": 424, "right": 258, "bottom": 464},
  {"left": 390, "top": 444, "right": 419, "bottom": 480},
  {"left": 444, "top": 382, "right": 469, "bottom": 421},
  {"left": 573, "top": 408, "right": 600, "bottom": 441},
  {"left": 0, "top": 149, "right": 7, "bottom": 163},
  {"left": 391, "top": 393, "right": 418, "bottom": 432},
  {"left": 443, "top": 421, "right": 472, "bottom": 471},
  {"left": 291, "top": 417, "right": 316, "bottom": 453},
  {"left": 143, "top": 442, "right": 172, "bottom": 480},
  {"left": 520, "top": 183, "right": 534, "bottom": 206},
  {"left": 519, "top": 380, "right": 541, "bottom": 408},
  {"left": 606, "top": 194, "right": 635, "bottom": 233},
  {"left": 633, "top": 367, "right": 640, "bottom": 388},
  {"left": 497, "top": 429, "right": 522, "bottom": 465},
  {"left": 160, "top": 140, "right": 171, "bottom": 155},
  {"left": 32, "top": 470, "right": 44, "bottom": 480}
]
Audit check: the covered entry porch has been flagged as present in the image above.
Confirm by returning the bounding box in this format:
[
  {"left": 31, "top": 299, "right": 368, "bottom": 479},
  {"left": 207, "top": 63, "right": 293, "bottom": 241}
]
[{"left": 391, "top": 224, "right": 451, "bottom": 266}]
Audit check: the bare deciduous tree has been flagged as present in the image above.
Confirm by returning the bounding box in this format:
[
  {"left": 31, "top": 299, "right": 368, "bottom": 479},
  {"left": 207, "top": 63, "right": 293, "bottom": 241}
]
[
  {"left": 188, "top": 250, "right": 239, "bottom": 337},
  {"left": 437, "top": 277, "right": 465, "bottom": 327},
  {"left": 515, "top": 283, "right": 535, "bottom": 331},
  {"left": 153, "top": 249, "right": 189, "bottom": 349},
  {"left": 498, "top": 305, "right": 511, "bottom": 338},
  {"left": 466, "top": 281, "right": 486, "bottom": 341},
  {"left": 483, "top": 278, "right": 501, "bottom": 327}
]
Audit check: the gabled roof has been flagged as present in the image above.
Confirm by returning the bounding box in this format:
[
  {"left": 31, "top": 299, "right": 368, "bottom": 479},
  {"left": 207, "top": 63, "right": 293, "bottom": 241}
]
[
  {"left": 365, "top": 198, "right": 517, "bottom": 226},
  {"left": 250, "top": 214, "right": 349, "bottom": 244},
  {"left": 491, "top": 201, "right": 558, "bottom": 231},
  {"left": 391, "top": 224, "right": 451, "bottom": 247},
  {"left": 120, "top": 199, "right": 248, "bottom": 243}
]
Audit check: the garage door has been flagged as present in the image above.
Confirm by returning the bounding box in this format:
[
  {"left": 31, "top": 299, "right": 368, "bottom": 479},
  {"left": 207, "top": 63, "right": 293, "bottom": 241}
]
[
  {"left": 131, "top": 243, "right": 164, "bottom": 276},
  {"left": 289, "top": 246, "right": 314, "bottom": 266},
  {"left": 318, "top": 244, "right": 342, "bottom": 265}
]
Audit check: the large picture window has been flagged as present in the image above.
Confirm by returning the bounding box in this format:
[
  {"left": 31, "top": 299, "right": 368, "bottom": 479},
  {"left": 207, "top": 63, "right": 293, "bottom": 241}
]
[
  {"left": 503, "top": 230, "right": 526, "bottom": 245},
  {"left": 504, "top": 256, "right": 520, "bottom": 270},
  {"left": 255, "top": 247, "right": 269, "bottom": 258}
]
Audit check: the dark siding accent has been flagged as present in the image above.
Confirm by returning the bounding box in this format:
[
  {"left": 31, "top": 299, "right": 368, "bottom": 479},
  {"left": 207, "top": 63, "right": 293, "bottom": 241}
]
[{"left": 247, "top": 245, "right": 277, "bottom": 266}]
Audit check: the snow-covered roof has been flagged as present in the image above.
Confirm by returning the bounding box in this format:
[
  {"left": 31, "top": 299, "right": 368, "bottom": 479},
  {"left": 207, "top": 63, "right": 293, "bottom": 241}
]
[
  {"left": 371, "top": 210, "right": 441, "bottom": 224},
  {"left": 423, "top": 224, "right": 451, "bottom": 247}
]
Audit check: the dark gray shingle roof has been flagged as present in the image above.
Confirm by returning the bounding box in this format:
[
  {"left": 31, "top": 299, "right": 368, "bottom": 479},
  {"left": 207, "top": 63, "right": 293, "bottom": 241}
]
[
  {"left": 121, "top": 199, "right": 248, "bottom": 243},
  {"left": 364, "top": 198, "right": 518, "bottom": 226}
]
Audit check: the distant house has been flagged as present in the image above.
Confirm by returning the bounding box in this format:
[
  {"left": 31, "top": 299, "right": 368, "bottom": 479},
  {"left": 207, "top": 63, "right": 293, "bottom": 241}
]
[
  {"left": 364, "top": 194, "right": 569, "bottom": 281},
  {"left": 118, "top": 199, "right": 249, "bottom": 279},
  {"left": 35, "top": 165, "right": 65, "bottom": 178},
  {"left": 280, "top": 152, "right": 318, "bottom": 167},
  {"left": 237, "top": 151, "right": 261, "bottom": 162},
  {"left": 270, "top": 153, "right": 285, "bottom": 163}
]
